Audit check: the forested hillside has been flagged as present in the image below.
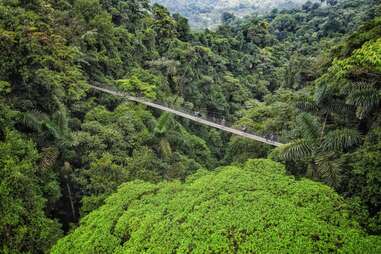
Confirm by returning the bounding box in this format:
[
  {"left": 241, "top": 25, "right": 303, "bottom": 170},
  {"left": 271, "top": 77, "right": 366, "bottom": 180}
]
[
  {"left": 0, "top": 0, "right": 380, "bottom": 253},
  {"left": 152, "top": 0, "right": 315, "bottom": 28}
]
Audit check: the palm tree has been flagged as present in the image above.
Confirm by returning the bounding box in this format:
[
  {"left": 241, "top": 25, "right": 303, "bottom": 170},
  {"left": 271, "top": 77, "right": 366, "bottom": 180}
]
[
  {"left": 154, "top": 112, "right": 173, "bottom": 159},
  {"left": 308, "top": 80, "right": 380, "bottom": 131},
  {"left": 342, "top": 81, "right": 380, "bottom": 120},
  {"left": 22, "top": 101, "right": 72, "bottom": 152},
  {"left": 22, "top": 102, "right": 77, "bottom": 219},
  {"left": 297, "top": 84, "right": 355, "bottom": 128},
  {"left": 278, "top": 113, "right": 360, "bottom": 187}
]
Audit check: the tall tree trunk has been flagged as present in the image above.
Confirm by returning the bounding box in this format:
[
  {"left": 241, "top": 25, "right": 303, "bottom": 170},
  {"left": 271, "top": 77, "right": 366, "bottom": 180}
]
[
  {"left": 320, "top": 113, "right": 328, "bottom": 142},
  {"left": 311, "top": 161, "right": 320, "bottom": 180},
  {"left": 66, "top": 182, "right": 76, "bottom": 220}
]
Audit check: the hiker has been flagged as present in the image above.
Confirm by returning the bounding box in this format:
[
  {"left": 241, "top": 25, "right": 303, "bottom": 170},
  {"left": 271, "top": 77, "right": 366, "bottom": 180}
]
[{"left": 194, "top": 111, "right": 201, "bottom": 117}]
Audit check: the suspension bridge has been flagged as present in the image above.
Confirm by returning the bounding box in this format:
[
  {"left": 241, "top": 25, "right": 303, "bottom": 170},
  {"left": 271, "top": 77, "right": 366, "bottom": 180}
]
[{"left": 90, "top": 85, "right": 283, "bottom": 147}]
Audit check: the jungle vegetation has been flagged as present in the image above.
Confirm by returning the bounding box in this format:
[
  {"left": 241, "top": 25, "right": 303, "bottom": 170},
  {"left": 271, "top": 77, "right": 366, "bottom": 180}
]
[
  {"left": 152, "top": 0, "right": 313, "bottom": 28},
  {"left": 0, "top": 0, "right": 380, "bottom": 253}
]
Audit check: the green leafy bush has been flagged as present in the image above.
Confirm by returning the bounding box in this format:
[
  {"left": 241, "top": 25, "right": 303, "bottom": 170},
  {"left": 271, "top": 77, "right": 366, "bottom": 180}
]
[{"left": 52, "top": 159, "right": 381, "bottom": 253}]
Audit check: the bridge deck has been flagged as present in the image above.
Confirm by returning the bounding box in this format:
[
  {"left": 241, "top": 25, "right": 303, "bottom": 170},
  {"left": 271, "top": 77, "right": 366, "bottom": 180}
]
[{"left": 90, "top": 85, "right": 283, "bottom": 147}]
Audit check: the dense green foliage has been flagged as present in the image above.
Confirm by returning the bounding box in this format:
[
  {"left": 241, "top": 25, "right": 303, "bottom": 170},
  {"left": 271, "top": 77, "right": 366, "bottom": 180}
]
[
  {"left": 0, "top": 0, "right": 380, "bottom": 252},
  {"left": 52, "top": 159, "right": 381, "bottom": 253},
  {"left": 0, "top": 130, "right": 62, "bottom": 253},
  {"left": 153, "top": 0, "right": 311, "bottom": 28}
]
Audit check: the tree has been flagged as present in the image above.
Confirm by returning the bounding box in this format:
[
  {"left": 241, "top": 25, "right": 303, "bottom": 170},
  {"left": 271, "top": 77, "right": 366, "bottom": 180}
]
[
  {"left": 116, "top": 68, "right": 164, "bottom": 99},
  {"left": 72, "top": 103, "right": 155, "bottom": 214},
  {"left": 271, "top": 14, "right": 297, "bottom": 32},
  {"left": 21, "top": 102, "right": 79, "bottom": 222},
  {"left": 341, "top": 128, "right": 381, "bottom": 234},
  {"left": 22, "top": 101, "right": 72, "bottom": 154},
  {"left": 51, "top": 159, "right": 381, "bottom": 253},
  {"left": 0, "top": 0, "right": 379, "bottom": 251},
  {"left": 173, "top": 13, "right": 190, "bottom": 41},
  {"left": 278, "top": 113, "right": 361, "bottom": 186},
  {"left": 152, "top": 4, "right": 178, "bottom": 46},
  {"left": 327, "top": 0, "right": 338, "bottom": 6},
  {"left": 315, "top": 36, "right": 381, "bottom": 130},
  {"left": 221, "top": 12, "right": 235, "bottom": 24},
  {"left": 0, "top": 130, "right": 62, "bottom": 253},
  {"left": 154, "top": 112, "right": 173, "bottom": 159},
  {"left": 302, "top": 1, "right": 313, "bottom": 11}
]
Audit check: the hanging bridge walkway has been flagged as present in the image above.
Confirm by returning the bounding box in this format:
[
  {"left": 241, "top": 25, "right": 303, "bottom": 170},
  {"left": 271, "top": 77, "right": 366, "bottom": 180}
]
[{"left": 90, "top": 85, "right": 283, "bottom": 147}]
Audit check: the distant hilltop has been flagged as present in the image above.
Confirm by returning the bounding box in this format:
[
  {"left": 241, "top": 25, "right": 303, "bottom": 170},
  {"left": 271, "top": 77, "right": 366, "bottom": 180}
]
[{"left": 152, "top": 0, "right": 316, "bottom": 28}]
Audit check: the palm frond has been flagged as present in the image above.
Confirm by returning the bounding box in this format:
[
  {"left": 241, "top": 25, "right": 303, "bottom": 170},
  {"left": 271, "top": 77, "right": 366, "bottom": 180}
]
[
  {"left": 297, "top": 113, "right": 321, "bottom": 140},
  {"left": 348, "top": 90, "right": 379, "bottom": 119},
  {"left": 278, "top": 139, "right": 313, "bottom": 161},
  {"left": 295, "top": 99, "right": 319, "bottom": 113},
  {"left": 315, "top": 154, "right": 342, "bottom": 187},
  {"left": 342, "top": 81, "right": 375, "bottom": 95},
  {"left": 321, "top": 98, "right": 354, "bottom": 115},
  {"left": 58, "top": 138, "right": 73, "bottom": 149},
  {"left": 343, "top": 81, "right": 380, "bottom": 119},
  {"left": 53, "top": 109, "right": 69, "bottom": 130},
  {"left": 44, "top": 122, "right": 61, "bottom": 140},
  {"left": 159, "top": 138, "right": 172, "bottom": 159},
  {"left": 322, "top": 128, "right": 361, "bottom": 151},
  {"left": 154, "top": 112, "right": 172, "bottom": 135},
  {"left": 22, "top": 112, "right": 44, "bottom": 132},
  {"left": 40, "top": 147, "right": 59, "bottom": 169},
  {"left": 314, "top": 84, "right": 333, "bottom": 105}
]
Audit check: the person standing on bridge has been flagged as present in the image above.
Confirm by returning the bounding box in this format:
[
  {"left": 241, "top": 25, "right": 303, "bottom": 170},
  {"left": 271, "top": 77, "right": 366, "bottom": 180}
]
[{"left": 194, "top": 111, "right": 202, "bottom": 117}]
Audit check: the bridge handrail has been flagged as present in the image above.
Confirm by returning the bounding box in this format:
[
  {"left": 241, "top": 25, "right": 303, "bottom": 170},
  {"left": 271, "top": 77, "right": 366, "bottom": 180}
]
[{"left": 89, "top": 84, "right": 283, "bottom": 147}]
